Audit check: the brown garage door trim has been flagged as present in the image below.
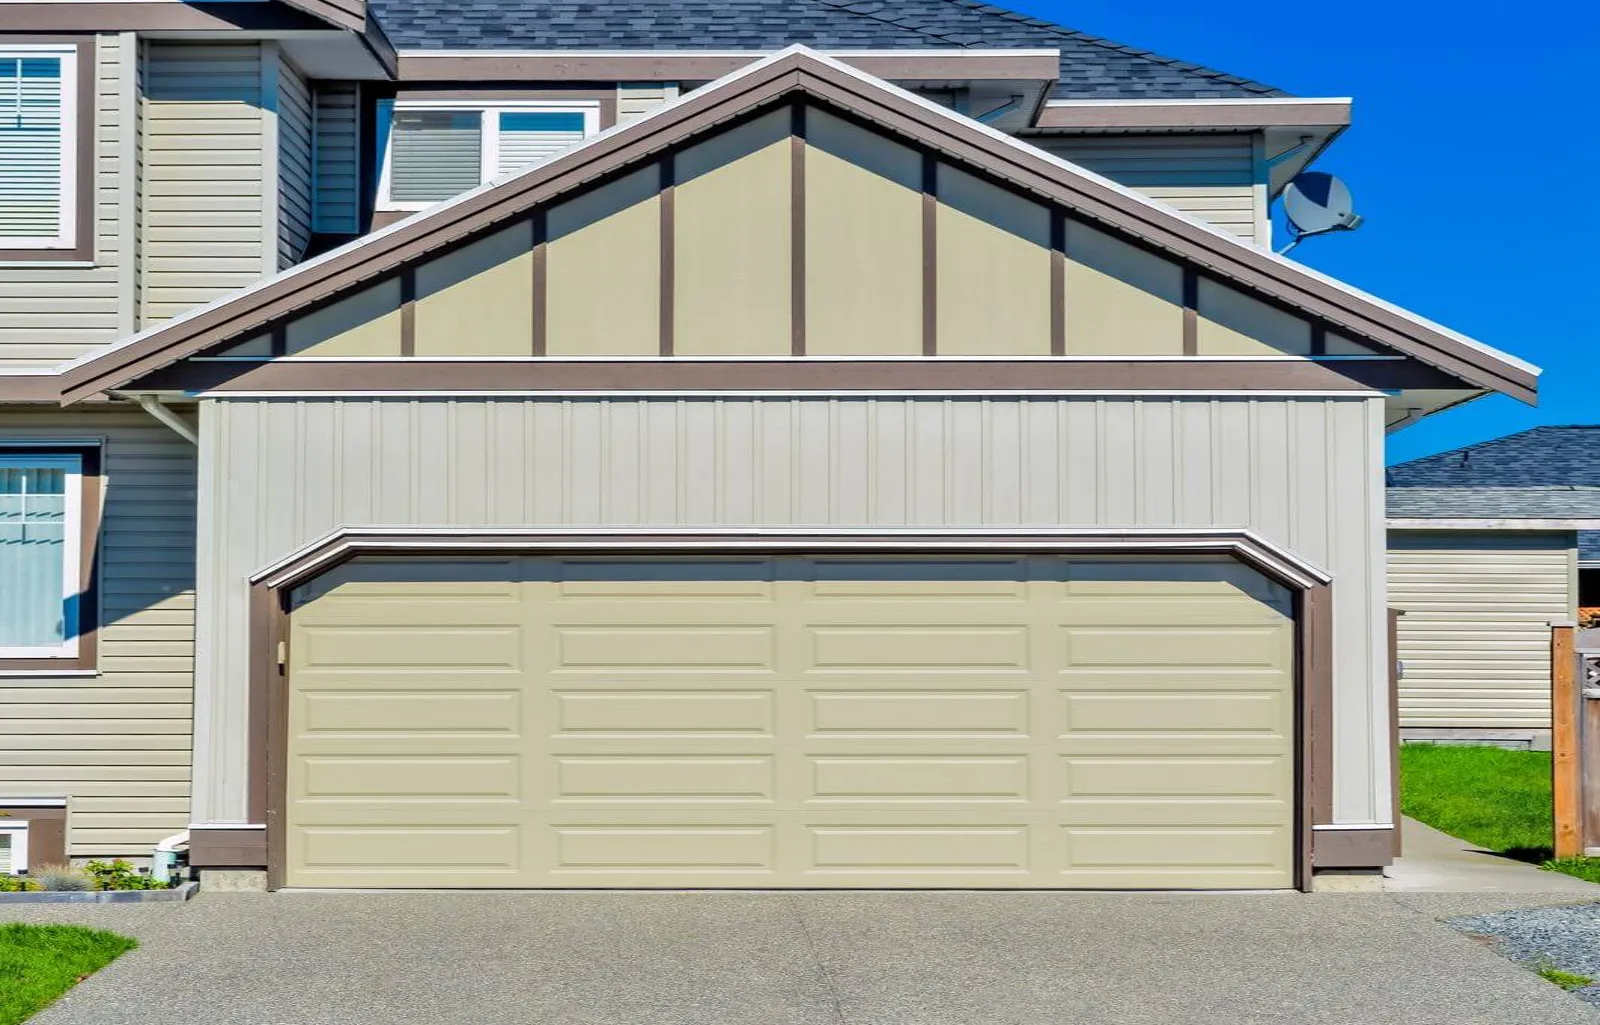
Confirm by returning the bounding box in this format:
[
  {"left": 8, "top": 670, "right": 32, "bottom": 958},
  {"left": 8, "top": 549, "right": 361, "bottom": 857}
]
[{"left": 234, "top": 527, "right": 1338, "bottom": 891}]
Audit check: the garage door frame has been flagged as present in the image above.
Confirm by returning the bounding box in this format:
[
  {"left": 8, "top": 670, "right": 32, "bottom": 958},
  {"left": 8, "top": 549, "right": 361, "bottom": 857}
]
[{"left": 243, "top": 527, "right": 1334, "bottom": 891}]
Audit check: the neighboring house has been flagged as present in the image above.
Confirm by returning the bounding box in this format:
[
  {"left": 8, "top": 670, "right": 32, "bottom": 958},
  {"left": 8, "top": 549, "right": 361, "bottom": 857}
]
[
  {"left": 1388, "top": 427, "right": 1600, "bottom": 750},
  {"left": 0, "top": 1, "right": 1539, "bottom": 891}
]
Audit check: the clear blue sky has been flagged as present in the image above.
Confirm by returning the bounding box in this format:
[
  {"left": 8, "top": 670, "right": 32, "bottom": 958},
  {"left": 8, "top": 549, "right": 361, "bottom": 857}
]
[{"left": 1013, "top": 1, "right": 1598, "bottom": 463}]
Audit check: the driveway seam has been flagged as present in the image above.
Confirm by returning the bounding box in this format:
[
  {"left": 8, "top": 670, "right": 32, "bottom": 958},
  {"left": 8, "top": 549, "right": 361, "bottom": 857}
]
[{"left": 788, "top": 895, "right": 850, "bottom": 1025}]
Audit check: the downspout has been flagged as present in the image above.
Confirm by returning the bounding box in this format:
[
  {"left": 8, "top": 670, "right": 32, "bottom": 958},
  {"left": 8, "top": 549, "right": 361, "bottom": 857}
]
[{"left": 129, "top": 394, "right": 198, "bottom": 446}]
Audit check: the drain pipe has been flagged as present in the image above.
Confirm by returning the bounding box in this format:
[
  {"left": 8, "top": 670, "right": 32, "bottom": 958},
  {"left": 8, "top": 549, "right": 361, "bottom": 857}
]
[
  {"left": 129, "top": 394, "right": 198, "bottom": 445},
  {"left": 151, "top": 831, "right": 189, "bottom": 884}
]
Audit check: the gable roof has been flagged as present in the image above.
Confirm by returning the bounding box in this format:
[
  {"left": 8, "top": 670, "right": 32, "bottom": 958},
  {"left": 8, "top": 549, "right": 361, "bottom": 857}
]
[
  {"left": 370, "top": 0, "right": 1285, "bottom": 100},
  {"left": 1388, "top": 426, "right": 1600, "bottom": 521},
  {"left": 55, "top": 47, "right": 1537, "bottom": 405}
]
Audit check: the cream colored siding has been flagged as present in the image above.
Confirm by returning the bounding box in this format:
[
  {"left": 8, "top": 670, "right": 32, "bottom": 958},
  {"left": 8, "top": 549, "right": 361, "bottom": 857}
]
[
  {"left": 1389, "top": 531, "right": 1577, "bottom": 730},
  {"left": 312, "top": 81, "right": 360, "bottom": 234},
  {"left": 1028, "top": 134, "right": 1262, "bottom": 243},
  {"left": 140, "top": 42, "right": 267, "bottom": 324},
  {"left": 617, "top": 83, "right": 679, "bottom": 124},
  {"left": 0, "top": 34, "right": 128, "bottom": 367},
  {"left": 195, "top": 395, "right": 1390, "bottom": 828},
  {"left": 0, "top": 407, "right": 197, "bottom": 857},
  {"left": 276, "top": 56, "right": 313, "bottom": 268},
  {"left": 286, "top": 555, "right": 1295, "bottom": 889}
]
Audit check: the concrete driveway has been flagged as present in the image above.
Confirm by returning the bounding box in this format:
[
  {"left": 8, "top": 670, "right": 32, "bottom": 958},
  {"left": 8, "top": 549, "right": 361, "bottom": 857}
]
[{"left": 6, "top": 890, "right": 1599, "bottom": 1025}]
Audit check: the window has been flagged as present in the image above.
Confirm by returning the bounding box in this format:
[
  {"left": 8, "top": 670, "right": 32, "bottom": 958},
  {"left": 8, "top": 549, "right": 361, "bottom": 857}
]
[
  {"left": 0, "top": 45, "right": 78, "bottom": 252},
  {"left": 0, "top": 822, "right": 26, "bottom": 876},
  {"left": 376, "top": 100, "right": 596, "bottom": 211},
  {"left": 0, "top": 448, "right": 97, "bottom": 668}
]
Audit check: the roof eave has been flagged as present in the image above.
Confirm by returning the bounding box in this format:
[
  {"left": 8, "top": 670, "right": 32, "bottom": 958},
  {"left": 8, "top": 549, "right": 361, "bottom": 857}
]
[{"left": 53, "top": 47, "right": 1538, "bottom": 406}]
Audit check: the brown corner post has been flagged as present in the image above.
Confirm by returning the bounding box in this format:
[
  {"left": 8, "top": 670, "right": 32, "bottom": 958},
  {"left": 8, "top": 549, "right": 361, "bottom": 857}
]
[{"left": 1553, "top": 623, "right": 1582, "bottom": 859}]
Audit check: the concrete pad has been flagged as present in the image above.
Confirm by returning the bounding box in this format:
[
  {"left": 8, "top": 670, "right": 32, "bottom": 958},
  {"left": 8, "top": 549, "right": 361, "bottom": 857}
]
[
  {"left": 5, "top": 890, "right": 1600, "bottom": 1025},
  {"left": 1385, "top": 818, "right": 1600, "bottom": 893}
]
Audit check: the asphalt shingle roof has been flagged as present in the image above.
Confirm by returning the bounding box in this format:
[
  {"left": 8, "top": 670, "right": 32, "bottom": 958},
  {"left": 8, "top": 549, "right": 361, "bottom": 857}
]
[
  {"left": 1386, "top": 427, "right": 1600, "bottom": 535},
  {"left": 369, "top": 0, "right": 1287, "bottom": 99}
]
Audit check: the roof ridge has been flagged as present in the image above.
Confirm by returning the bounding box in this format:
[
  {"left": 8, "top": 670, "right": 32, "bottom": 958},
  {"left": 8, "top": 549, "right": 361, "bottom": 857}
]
[
  {"left": 805, "top": 0, "right": 1283, "bottom": 95},
  {"left": 938, "top": 0, "right": 1282, "bottom": 94}
]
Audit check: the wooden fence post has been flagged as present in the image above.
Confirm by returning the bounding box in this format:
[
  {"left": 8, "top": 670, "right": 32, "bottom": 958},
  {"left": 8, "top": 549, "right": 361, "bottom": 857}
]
[{"left": 1553, "top": 623, "right": 1581, "bottom": 859}]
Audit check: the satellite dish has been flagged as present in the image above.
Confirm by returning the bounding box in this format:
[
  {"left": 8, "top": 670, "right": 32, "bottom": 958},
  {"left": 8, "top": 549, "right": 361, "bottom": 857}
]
[{"left": 1279, "top": 171, "right": 1363, "bottom": 255}]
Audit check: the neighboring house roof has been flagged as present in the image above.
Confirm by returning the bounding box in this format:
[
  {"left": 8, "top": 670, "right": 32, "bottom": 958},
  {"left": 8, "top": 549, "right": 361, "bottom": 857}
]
[
  {"left": 53, "top": 47, "right": 1537, "bottom": 404},
  {"left": 368, "top": 0, "right": 1286, "bottom": 99},
  {"left": 1387, "top": 426, "right": 1600, "bottom": 521}
]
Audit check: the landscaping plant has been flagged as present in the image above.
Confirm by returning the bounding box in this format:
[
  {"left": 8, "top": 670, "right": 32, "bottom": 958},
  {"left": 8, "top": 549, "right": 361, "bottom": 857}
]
[
  {"left": 28, "top": 864, "right": 93, "bottom": 892},
  {"left": 83, "top": 859, "right": 172, "bottom": 891}
]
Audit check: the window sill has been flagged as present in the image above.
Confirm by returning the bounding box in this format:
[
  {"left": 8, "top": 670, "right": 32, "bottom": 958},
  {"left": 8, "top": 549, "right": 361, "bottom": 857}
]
[
  {"left": 0, "top": 260, "right": 96, "bottom": 269},
  {"left": 0, "top": 667, "right": 98, "bottom": 679}
]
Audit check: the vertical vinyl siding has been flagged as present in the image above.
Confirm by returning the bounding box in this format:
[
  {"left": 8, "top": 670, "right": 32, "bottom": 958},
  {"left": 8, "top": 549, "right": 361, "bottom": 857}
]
[
  {"left": 0, "top": 407, "right": 197, "bottom": 857},
  {"left": 139, "top": 43, "right": 266, "bottom": 325},
  {"left": 1026, "top": 134, "right": 1262, "bottom": 243},
  {"left": 194, "top": 395, "right": 1390, "bottom": 827},
  {"left": 311, "top": 81, "right": 359, "bottom": 235},
  {"left": 1389, "top": 531, "right": 1576, "bottom": 729},
  {"left": 276, "top": 56, "right": 312, "bottom": 269},
  {"left": 0, "top": 34, "right": 126, "bottom": 367}
]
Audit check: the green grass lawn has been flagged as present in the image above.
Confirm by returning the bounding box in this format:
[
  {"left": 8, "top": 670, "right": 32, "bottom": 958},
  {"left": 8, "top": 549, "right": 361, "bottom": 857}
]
[
  {"left": 1399, "top": 743, "right": 1600, "bottom": 884},
  {"left": 0, "top": 923, "right": 137, "bottom": 1025}
]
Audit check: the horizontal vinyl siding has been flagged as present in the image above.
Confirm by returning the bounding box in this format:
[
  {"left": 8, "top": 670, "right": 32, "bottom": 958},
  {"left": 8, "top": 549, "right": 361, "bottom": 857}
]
[
  {"left": 1027, "top": 134, "right": 1261, "bottom": 243},
  {"left": 311, "top": 81, "right": 359, "bottom": 234},
  {"left": 616, "top": 82, "right": 678, "bottom": 125},
  {"left": 0, "top": 407, "right": 197, "bottom": 857},
  {"left": 0, "top": 33, "right": 126, "bottom": 367},
  {"left": 1389, "top": 531, "right": 1575, "bottom": 730},
  {"left": 140, "top": 42, "right": 266, "bottom": 325},
  {"left": 276, "top": 56, "right": 312, "bottom": 269},
  {"left": 195, "top": 395, "right": 1389, "bottom": 827}
]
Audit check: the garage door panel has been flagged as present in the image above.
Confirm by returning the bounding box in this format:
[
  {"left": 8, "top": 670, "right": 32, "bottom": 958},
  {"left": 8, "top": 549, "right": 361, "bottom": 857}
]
[
  {"left": 287, "top": 554, "right": 1296, "bottom": 889},
  {"left": 553, "top": 755, "right": 777, "bottom": 802},
  {"left": 297, "top": 689, "right": 524, "bottom": 735}
]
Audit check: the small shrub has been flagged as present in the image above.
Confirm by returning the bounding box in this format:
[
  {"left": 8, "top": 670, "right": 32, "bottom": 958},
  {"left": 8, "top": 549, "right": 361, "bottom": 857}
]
[
  {"left": 0, "top": 875, "right": 40, "bottom": 893},
  {"left": 29, "top": 864, "right": 93, "bottom": 892},
  {"left": 83, "top": 859, "right": 169, "bottom": 891}
]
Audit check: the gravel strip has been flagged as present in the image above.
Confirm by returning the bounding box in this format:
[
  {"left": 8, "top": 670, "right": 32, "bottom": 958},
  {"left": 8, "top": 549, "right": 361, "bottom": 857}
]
[{"left": 1451, "top": 902, "right": 1600, "bottom": 1006}]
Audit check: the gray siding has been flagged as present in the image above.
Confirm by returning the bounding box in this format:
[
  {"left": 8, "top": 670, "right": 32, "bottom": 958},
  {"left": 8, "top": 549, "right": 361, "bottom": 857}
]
[
  {"left": 1389, "top": 531, "right": 1577, "bottom": 730},
  {"left": 139, "top": 42, "right": 267, "bottom": 325},
  {"left": 0, "top": 407, "right": 197, "bottom": 857},
  {"left": 0, "top": 34, "right": 128, "bottom": 367},
  {"left": 311, "top": 81, "right": 360, "bottom": 235},
  {"left": 1027, "top": 134, "right": 1264, "bottom": 243},
  {"left": 193, "top": 394, "right": 1390, "bottom": 827},
  {"left": 276, "top": 56, "right": 313, "bottom": 269}
]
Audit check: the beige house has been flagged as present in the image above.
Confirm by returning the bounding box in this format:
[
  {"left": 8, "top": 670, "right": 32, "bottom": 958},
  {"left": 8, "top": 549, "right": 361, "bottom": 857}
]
[
  {"left": 1388, "top": 427, "right": 1600, "bottom": 750},
  {"left": 0, "top": 2, "right": 1539, "bottom": 890}
]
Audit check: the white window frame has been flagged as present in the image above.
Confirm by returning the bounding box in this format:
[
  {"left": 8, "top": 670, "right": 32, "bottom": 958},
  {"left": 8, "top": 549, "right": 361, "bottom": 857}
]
[
  {"left": 0, "top": 822, "right": 27, "bottom": 875},
  {"left": 0, "top": 452, "right": 83, "bottom": 660},
  {"left": 375, "top": 99, "right": 600, "bottom": 212},
  {"left": 0, "top": 44, "right": 79, "bottom": 251}
]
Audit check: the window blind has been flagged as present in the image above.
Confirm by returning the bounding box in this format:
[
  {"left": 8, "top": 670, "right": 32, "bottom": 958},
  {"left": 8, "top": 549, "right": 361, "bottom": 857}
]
[
  {"left": 495, "top": 111, "right": 586, "bottom": 178},
  {"left": 390, "top": 110, "right": 481, "bottom": 203},
  {"left": 0, "top": 55, "right": 65, "bottom": 241},
  {"left": 0, "top": 463, "right": 68, "bottom": 650}
]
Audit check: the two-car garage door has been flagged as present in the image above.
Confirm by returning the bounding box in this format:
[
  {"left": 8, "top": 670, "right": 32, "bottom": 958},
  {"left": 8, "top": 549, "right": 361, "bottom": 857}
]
[{"left": 284, "top": 555, "right": 1296, "bottom": 889}]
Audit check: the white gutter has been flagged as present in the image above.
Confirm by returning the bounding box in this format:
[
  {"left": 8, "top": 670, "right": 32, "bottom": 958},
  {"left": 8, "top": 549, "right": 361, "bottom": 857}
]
[
  {"left": 1388, "top": 518, "right": 1600, "bottom": 530},
  {"left": 131, "top": 394, "right": 198, "bottom": 445}
]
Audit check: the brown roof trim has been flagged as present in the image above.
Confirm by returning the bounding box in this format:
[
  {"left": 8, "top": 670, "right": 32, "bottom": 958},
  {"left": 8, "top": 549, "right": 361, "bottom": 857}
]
[
  {"left": 1034, "top": 98, "right": 1351, "bottom": 131},
  {"left": 56, "top": 49, "right": 1536, "bottom": 405},
  {"left": 138, "top": 357, "right": 1461, "bottom": 395},
  {"left": 394, "top": 49, "right": 1062, "bottom": 84},
  {"left": 0, "top": 375, "right": 70, "bottom": 403},
  {"left": 0, "top": 2, "right": 337, "bottom": 32},
  {"left": 280, "top": 0, "right": 367, "bottom": 34}
]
